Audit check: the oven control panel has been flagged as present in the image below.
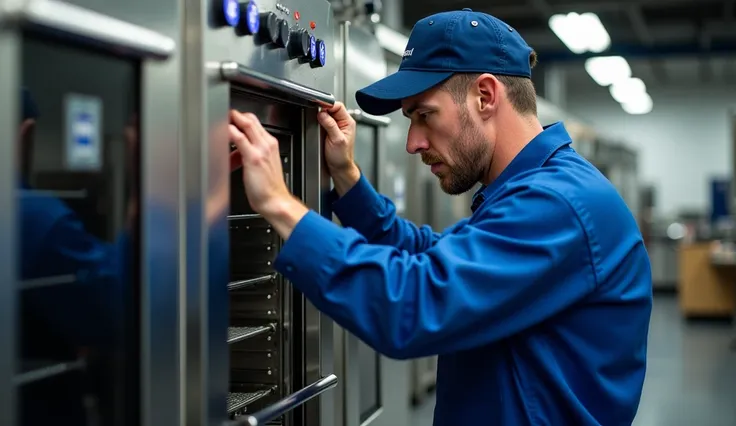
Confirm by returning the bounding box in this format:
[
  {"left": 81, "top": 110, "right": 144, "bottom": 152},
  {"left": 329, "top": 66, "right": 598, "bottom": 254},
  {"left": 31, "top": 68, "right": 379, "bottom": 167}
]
[{"left": 215, "top": 0, "right": 327, "bottom": 69}]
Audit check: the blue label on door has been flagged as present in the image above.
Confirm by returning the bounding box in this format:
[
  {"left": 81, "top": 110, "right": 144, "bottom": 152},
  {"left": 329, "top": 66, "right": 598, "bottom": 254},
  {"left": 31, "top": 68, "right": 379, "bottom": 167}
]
[{"left": 65, "top": 94, "right": 103, "bottom": 171}]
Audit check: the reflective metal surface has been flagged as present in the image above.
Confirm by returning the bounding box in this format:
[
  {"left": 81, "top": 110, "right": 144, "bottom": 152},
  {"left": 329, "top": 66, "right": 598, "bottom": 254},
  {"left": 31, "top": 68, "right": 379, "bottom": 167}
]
[
  {"left": 182, "top": 0, "right": 337, "bottom": 423},
  {"left": 334, "top": 21, "right": 410, "bottom": 426},
  {"left": 0, "top": 0, "right": 182, "bottom": 425},
  {"left": 0, "top": 0, "right": 175, "bottom": 59},
  {"left": 221, "top": 62, "right": 335, "bottom": 107},
  {"left": 0, "top": 29, "right": 19, "bottom": 426}
]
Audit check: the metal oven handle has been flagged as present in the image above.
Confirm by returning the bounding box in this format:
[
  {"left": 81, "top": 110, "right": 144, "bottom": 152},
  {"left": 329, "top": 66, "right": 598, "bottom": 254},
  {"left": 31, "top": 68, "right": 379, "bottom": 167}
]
[
  {"left": 220, "top": 62, "right": 336, "bottom": 108},
  {"left": 0, "top": 0, "right": 175, "bottom": 59},
  {"left": 231, "top": 374, "right": 338, "bottom": 426},
  {"left": 347, "top": 109, "right": 392, "bottom": 127}
]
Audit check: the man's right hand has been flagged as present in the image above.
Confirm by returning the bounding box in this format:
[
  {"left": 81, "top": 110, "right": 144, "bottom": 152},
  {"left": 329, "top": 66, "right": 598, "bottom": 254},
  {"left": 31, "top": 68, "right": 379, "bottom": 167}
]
[{"left": 318, "top": 102, "right": 361, "bottom": 195}]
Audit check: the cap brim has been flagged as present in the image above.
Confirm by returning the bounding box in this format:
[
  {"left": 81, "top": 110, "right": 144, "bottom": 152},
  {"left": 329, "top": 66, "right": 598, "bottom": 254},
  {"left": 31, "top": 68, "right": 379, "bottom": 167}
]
[{"left": 355, "top": 70, "right": 454, "bottom": 116}]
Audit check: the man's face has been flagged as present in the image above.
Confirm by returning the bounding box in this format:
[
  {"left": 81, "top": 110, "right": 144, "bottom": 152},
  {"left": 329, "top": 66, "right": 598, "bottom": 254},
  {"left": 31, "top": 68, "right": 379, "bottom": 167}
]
[{"left": 401, "top": 86, "right": 491, "bottom": 195}]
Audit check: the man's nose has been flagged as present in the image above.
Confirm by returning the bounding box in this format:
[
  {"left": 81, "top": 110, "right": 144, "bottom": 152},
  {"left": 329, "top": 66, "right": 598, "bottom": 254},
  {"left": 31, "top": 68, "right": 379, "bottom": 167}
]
[{"left": 406, "top": 127, "right": 429, "bottom": 154}]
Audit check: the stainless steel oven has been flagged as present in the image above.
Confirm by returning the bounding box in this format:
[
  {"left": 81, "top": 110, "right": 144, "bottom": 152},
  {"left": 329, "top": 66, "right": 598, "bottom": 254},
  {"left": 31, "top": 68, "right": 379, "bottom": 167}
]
[
  {"left": 333, "top": 21, "right": 411, "bottom": 426},
  {"left": 181, "top": 0, "right": 338, "bottom": 424},
  {"left": 0, "top": 1, "right": 181, "bottom": 425}
]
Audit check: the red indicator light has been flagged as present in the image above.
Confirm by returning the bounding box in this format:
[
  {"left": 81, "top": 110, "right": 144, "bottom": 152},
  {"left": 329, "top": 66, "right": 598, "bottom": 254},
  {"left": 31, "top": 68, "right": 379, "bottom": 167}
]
[
  {"left": 310, "top": 20, "right": 316, "bottom": 30},
  {"left": 294, "top": 11, "right": 300, "bottom": 20}
]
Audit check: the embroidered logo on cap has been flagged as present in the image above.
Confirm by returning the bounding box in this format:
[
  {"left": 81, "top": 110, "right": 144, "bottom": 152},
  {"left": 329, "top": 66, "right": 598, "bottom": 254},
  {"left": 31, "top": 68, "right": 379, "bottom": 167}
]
[{"left": 403, "top": 48, "right": 414, "bottom": 58}]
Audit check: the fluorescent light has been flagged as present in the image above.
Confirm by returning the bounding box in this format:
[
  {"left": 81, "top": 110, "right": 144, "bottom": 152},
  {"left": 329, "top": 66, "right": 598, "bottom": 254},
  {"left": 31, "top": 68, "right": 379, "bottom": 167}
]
[
  {"left": 621, "top": 92, "right": 653, "bottom": 115},
  {"left": 549, "top": 12, "right": 611, "bottom": 54},
  {"left": 549, "top": 14, "right": 588, "bottom": 54},
  {"left": 584, "top": 56, "right": 631, "bottom": 86},
  {"left": 374, "top": 24, "right": 408, "bottom": 57},
  {"left": 609, "top": 77, "right": 647, "bottom": 103}
]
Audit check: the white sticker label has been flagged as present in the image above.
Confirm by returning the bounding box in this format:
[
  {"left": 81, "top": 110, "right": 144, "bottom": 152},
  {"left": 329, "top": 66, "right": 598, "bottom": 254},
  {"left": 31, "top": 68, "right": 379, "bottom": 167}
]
[{"left": 65, "top": 93, "right": 103, "bottom": 171}]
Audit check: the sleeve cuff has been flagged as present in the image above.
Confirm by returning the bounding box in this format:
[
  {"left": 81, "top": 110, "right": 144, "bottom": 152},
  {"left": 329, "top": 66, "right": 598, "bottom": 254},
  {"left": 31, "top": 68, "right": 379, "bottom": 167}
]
[
  {"left": 331, "top": 173, "right": 386, "bottom": 231},
  {"left": 273, "top": 210, "right": 345, "bottom": 301}
]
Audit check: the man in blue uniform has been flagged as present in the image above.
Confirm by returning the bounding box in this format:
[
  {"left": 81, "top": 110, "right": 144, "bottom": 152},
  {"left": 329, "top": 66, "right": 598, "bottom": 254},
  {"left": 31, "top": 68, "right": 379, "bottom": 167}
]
[{"left": 229, "top": 8, "right": 653, "bottom": 426}]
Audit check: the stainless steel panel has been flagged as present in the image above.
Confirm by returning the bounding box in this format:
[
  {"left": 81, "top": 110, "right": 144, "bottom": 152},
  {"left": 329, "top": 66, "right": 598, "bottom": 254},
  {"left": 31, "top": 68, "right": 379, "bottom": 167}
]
[
  {"left": 185, "top": 0, "right": 337, "bottom": 423},
  {"left": 221, "top": 62, "right": 335, "bottom": 107},
  {"left": 0, "top": 0, "right": 175, "bottom": 59},
  {"left": 1, "top": 0, "right": 182, "bottom": 424},
  {"left": 137, "top": 1, "right": 183, "bottom": 425},
  {"left": 0, "top": 29, "right": 19, "bottom": 426},
  {"left": 334, "top": 22, "right": 411, "bottom": 426}
]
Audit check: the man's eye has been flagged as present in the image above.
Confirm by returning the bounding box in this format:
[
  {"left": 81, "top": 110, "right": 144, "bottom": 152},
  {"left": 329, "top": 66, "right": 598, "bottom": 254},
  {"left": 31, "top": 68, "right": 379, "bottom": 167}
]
[{"left": 419, "top": 112, "right": 430, "bottom": 120}]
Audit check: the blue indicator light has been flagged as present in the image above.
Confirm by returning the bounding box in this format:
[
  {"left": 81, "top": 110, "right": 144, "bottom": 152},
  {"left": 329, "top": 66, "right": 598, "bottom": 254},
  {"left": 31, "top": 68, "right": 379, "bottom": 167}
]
[
  {"left": 318, "top": 40, "right": 326, "bottom": 66},
  {"left": 309, "top": 35, "right": 316, "bottom": 60},
  {"left": 223, "top": 0, "right": 240, "bottom": 27},
  {"left": 245, "top": 1, "right": 260, "bottom": 34}
]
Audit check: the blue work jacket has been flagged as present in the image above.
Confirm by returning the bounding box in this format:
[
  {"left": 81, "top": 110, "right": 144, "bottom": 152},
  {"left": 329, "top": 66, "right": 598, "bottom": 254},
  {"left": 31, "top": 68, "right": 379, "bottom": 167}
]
[{"left": 274, "top": 122, "right": 653, "bottom": 425}]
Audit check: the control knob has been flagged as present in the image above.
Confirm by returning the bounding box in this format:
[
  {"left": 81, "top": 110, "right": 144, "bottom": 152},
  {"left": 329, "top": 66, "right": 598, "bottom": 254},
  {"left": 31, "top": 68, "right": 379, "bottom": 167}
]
[
  {"left": 310, "top": 38, "right": 327, "bottom": 68},
  {"left": 216, "top": 0, "right": 241, "bottom": 27},
  {"left": 257, "top": 12, "right": 289, "bottom": 47},
  {"left": 235, "top": 0, "right": 260, "bottom": 35},
  {"left": 287, "top": 29, "right": 311, "bottom": 59}
]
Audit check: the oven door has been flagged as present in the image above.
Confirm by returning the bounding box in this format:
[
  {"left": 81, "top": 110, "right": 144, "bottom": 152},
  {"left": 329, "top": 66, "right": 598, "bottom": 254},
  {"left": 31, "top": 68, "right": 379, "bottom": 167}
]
[
  {"left": 0, "top": 1, "right": 180, "bottom": 426},
  {"left": 345, "top": 111, "right": 400, "bottom": 426}
]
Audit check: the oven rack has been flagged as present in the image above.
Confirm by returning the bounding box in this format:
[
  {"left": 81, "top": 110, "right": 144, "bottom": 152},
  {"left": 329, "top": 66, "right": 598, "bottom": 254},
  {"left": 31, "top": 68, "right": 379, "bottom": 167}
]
[
  {"left": 228, "top": 214, "right": 263, "bottom": 221},
  {"left": 228, "top": 274, "right": 276, "bottom": 291},
  {"left": 20, "top": 274, "right": 78, "bottom": 290},
  {"left": 228, "top": 324, "right": 276, "bottom": 344},
  {"left": 228, "top": 387, "right": 276, "bottom": 414},
  {"left": 14, "top": 358, "right": 86, "bottom": 386}
]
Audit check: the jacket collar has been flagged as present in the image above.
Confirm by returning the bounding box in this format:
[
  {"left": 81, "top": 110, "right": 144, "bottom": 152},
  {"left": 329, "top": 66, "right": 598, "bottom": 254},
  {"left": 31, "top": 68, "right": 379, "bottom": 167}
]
[{"left": 471, "top": 122, "right": 573, "bottom": 212}]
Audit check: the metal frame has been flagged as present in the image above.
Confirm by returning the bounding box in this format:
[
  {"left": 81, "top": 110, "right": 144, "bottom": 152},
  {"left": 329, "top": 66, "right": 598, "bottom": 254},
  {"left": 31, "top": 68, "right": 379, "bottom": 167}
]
[
  {"left": 183, "top": 0, "right": 338, "bottom": 423},
  {"left": 0, "top": 27, "right": 19, "bottom": 426},
  {"left": 334, "top": 20, "right": 413, "bottom": 426},
  {"left": 0, "top": 0, "right": 182, "bottom": 425}
]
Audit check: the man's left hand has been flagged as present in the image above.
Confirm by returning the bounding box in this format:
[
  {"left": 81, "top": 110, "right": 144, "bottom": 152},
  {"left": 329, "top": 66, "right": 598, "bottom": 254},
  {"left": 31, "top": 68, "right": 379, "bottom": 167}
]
[{"left": 229, "top": 110, "right": 308, "bottom": 239}]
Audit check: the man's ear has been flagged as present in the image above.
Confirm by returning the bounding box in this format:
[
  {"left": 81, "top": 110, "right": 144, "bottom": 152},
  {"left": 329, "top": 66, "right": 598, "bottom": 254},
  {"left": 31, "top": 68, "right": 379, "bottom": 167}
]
[{"left": 474, "top": 74, "right": 500, "bottom": 120}]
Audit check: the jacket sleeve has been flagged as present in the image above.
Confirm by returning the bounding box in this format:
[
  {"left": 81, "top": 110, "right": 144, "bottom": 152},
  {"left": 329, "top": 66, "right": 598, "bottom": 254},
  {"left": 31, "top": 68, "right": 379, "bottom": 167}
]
[
  {"left": 23, "top": 210, "right": 129, "bottom": 347},
  {"left": 274, "top": 184, "right": 596, "bottom": 359},
  {"left": 330, "top": 173, "right": 440, "bottom": 254}
]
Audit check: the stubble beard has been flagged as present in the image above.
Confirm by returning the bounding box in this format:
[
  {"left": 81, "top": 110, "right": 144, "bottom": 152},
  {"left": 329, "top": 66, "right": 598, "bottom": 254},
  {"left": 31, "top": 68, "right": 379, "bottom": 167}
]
[{"left": 437, "top": 107, "right": 491, "bottom": 195}]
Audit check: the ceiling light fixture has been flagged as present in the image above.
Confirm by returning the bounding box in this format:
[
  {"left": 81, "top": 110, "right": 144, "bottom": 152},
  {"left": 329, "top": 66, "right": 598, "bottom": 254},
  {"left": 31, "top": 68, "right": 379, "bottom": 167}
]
[{"left": 549, "top": 12, "right": 611, "bottom": 54}]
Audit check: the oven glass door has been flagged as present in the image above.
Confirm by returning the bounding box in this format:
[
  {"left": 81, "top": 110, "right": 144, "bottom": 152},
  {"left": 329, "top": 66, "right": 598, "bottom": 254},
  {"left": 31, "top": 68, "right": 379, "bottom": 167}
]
[{"left": 17, "top": 33, "right": 140, "bottom": 426}]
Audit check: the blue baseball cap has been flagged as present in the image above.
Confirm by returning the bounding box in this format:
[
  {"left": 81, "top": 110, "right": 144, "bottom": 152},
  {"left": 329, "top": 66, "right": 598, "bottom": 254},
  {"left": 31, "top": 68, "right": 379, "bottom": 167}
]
[{"left": 356, "top": 9, "right": 535, "bottom": 116}]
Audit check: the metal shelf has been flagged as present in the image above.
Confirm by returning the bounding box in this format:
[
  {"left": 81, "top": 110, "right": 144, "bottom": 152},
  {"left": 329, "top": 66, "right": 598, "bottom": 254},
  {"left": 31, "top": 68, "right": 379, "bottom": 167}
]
[
  {"left": 228, "top": 214, "right": 263, "bottom": 221},
  {"left": 20, "top": 274, "right": 77, "bottom": 290},
  {"left": 14, "top": 358, "right": 86, "bottom": 386},
  {"left": 228, "top": 324, "right": 275, "bottom": 344},
  {"left": 228, "top": 274, "right": 275, "bottom": 291},
  {"left": 227, "top": 389, "right": 273, "bottom": 414}
]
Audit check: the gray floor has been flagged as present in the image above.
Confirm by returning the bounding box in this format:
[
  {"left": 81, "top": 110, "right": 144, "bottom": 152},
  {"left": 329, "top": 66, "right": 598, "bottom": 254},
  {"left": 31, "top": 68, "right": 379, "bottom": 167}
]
[{"left": 410, "top": 295, "right": 736, "bottom": 426}]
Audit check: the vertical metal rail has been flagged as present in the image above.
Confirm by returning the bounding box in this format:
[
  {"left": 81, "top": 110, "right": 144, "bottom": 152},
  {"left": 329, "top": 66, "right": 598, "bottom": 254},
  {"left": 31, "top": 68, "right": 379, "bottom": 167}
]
[{"left": 0, "top": 28, "right": 19, "bottom": 426}]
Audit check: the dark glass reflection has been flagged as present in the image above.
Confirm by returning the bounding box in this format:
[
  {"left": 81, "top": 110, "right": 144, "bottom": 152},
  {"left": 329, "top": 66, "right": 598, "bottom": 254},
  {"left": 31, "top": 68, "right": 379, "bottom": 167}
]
[{"left": 17, "top": 35, "right": 140, "bottom": 426}]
